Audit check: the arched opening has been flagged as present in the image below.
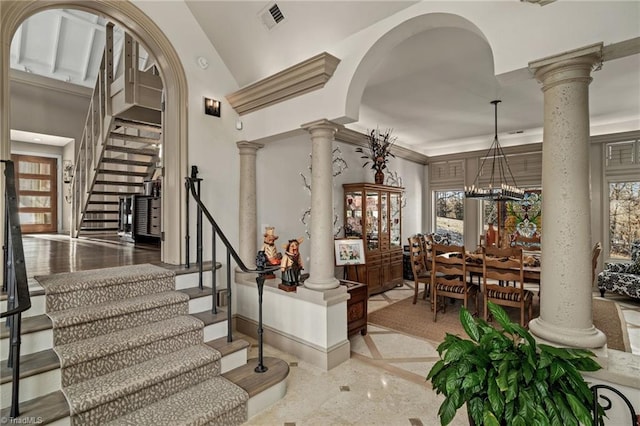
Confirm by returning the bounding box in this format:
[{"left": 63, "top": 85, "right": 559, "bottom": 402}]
[
  {"left": 344, "top": 13, "right": 491, "bottom": 126},
  {"left": 1, "top": 0, "right": 187, "bottom": 266}
]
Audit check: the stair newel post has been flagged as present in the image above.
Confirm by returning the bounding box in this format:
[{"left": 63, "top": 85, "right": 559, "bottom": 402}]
[
  {"left": 9, "top": 312, "right": 22, "bottom": 418},
  {"left": 184, "top": 177, "right": 190, "bottom": 268},
  {"left": 210, "top": 228, "right": 217, "bottom": 315},
  {"left": 2, "top": 200, "right": 8, "bottom": 292},
  {"left": 196, "top": 178, "right": 203, "bottom": 290},
  {"left": 254, "top": 274, "right": 268, "bottom": 373}
]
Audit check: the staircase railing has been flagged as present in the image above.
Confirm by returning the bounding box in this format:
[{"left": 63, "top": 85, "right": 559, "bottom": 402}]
[
  {"left": 71, "top": 23, "right": 115, "bottom": 236},
  {"left": 591, "top": 384, "right": 638, "bottom": 425},
  {"left": 186, "top": 175, "right": 278, "bottom": 373},
  {"left": 1, "top": 160, "right": 31, "bottom": 418}
]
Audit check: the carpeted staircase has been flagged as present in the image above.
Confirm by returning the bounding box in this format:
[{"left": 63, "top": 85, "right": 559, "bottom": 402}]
[{"left": 35, "top": 264, "right": 249, "bottom": 425}]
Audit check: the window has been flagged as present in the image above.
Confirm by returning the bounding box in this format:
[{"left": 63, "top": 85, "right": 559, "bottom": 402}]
[
  {"left": 434, "top": 190, "right": 464, "bottom": 245},
  {"left": 609, "top": 181, "right": 640, "bottom": 260}
]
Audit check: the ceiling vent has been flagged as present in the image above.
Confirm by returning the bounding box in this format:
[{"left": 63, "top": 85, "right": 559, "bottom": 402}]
[{"left": 259, "top": 3, "right": 285, "bottom": 30}]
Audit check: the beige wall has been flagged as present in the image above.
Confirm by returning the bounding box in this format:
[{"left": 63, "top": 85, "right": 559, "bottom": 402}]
[{"left": 10, "top": 72, "right": 90, "bottom": 147}]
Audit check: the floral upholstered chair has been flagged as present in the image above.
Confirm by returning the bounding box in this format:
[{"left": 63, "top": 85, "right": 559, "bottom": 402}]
[{"left": 597, "top": 240, "right": 640, "bottom": 299}]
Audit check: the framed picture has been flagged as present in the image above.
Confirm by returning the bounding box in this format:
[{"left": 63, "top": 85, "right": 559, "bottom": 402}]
[{"left": 334, "top": 239, "right": 365, "bottom": 266}]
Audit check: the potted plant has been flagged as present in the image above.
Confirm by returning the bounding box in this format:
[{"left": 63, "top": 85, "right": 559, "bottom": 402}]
[
  {"left": 355, "top": 128, "right": 396, "bottom": 184},
  {"left": 427, "top": 301, "right": 603, "bottom": 426}
]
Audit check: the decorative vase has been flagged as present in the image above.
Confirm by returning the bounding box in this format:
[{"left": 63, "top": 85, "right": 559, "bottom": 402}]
[{"left": 374, "top": 169, "right": 384, "bottom": 184}]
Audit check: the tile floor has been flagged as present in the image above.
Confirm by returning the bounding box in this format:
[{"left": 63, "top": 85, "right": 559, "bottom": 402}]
[{"left": 245, "top": 282, "right": 640, "bottom": 426}]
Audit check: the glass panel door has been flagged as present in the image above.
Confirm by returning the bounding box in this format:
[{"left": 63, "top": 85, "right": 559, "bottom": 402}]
[
  {"left": 390, "top": 192, "right": 401, "bottom": 247},
  {"left": 365, "top": 191, "right": 379, "bottom": 250},
  {"left": 345, "top": 190, "right": 363, "bottom": 238},
  {"left": 11, "top": 154, "right": 58, "bottom": 233}
]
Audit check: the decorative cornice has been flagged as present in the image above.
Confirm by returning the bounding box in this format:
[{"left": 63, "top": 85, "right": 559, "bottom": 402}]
[
  {"left": 226, "top": 52, "right": 340, "bottom": 116},
  {"left": 335, "top": 127, "right": 429, "bottom": 165},
  {"left": 427, "top": 142, "right": 543, "bottom": 164}
]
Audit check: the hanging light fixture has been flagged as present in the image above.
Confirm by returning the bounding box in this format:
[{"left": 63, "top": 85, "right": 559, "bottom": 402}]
[{"left": 464, "top": 100, "right": 525, "bottom": 201}]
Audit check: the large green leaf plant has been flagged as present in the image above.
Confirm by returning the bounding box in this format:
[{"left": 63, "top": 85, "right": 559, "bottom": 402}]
[{"left": 427, "top": 301, "right": 603, "bottom": 426}]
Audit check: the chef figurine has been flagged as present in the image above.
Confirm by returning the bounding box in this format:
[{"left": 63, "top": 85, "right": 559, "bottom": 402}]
[
  {"left": 260, "top": 227, "right": 282, "bottom": 279},
  {"left": 280, "top": 238, "right": 304, "bottom": 286}
]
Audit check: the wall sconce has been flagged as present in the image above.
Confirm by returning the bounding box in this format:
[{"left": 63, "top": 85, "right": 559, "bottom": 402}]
[
  {"left": 204, "top": 97, "right": 221, "bottom": 117},
  {"left": 63, "top": 160, "right": 74, "bottom": 184}
]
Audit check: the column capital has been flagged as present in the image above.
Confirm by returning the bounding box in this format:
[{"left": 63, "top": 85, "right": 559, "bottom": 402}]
[
  {"left": 236, "top": 140, "right": 264, "bottom": 152},
  {"left": 301, "top": 119, "right": 343, "bottom": 134},
  {"left": 529, "top": 43, "right": 603, "bottom": 89}
]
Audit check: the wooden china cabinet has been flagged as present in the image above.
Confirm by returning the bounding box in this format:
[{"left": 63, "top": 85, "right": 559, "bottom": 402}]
[{"left": 343, "top": 183, "right": 403, "bottom": 296}]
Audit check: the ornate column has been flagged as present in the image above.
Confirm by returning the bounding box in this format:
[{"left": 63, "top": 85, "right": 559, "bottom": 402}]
[
  {"left": 528, "top": 44, "right": 606, "bottom": 349},
  {"left": 236, "top": 141, "right": 263, "bottom": 270},
  {"left": 301, "top": 120, "right": 341, "bottom": 290}
]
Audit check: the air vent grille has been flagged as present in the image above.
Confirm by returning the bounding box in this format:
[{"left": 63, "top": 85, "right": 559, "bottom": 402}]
[
  {"left": 260, "top": 3, "right": 285, "bottom": 30},
  {"left": 269, "top": 4, "right": 284, "bottom": 23}
]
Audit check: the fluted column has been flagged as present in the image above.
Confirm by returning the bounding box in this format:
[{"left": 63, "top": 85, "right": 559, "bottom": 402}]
[
  {"left": 301, "top": 120, "right": 341, "bottom": 290},
  {"left": 528, "top": 44, "right": 606, "bottom": 349},
  {"left": 237, "top": 141, "right": 263, "bottom": 270}
]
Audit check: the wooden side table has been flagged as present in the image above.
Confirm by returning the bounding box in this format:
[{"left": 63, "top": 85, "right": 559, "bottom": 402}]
[{"left": 340, "top": 280, "right": 368, "bottom": 336}]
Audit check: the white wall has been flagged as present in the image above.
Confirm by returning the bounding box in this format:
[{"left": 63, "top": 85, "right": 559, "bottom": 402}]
[
  {"left": 255, "top": 133, "right": 425, "bottom": 276},
  {"left": 132, "top": 0, "right": 245, "bottom": 266}
]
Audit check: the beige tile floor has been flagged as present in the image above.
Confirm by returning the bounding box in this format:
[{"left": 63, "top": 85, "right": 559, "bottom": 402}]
[{"left": 245, "top": 282, "right": 640, "bottom": 426}]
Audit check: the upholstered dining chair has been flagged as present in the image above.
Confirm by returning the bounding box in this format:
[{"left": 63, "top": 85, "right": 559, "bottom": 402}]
[
  {"left": 431, "top": 243, "right": 479, "bottom": 322},
  {"left": 408, "top": 235, "right": 430, "bottom": 304},
  {"left": 482, "top": 246, "right": 533, "bottom": 327}
]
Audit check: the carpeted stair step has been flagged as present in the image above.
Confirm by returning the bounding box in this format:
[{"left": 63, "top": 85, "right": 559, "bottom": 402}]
[
  {"left": 48, "top": 291, "right": 189, "bottom": 345},
  {"left": 64, "top": 344, "right": 222, "bottom": 425},
  {"left": 36, "top": 264, "right": 175, "bottom": 312},
  {"left": 56, "top": 315, "right": 205, "bottom": 386},
  {"left": 103, "top": 376, "right": 249, "bottom": 425}
]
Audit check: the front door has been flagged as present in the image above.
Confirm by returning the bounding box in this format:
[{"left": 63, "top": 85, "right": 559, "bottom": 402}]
[{"left": 11, "top": 154, "right": 58, "bottom": 234}]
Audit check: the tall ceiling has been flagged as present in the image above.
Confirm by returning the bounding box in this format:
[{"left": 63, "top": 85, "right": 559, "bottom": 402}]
[{"left": 9, "top": 1, "right": 640, "bottom": 156}]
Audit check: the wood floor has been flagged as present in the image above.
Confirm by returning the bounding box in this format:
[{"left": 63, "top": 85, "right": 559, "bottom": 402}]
[{"left": 20, "top": 233, "right": 161, "bottom": 277}]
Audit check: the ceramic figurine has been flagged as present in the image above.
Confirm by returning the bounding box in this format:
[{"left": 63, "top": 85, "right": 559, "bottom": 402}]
[
  {"left": 259, "top": 227, "right": 282, "bottom": 279},
  {"left": 261, "top": 227, "right": 282, "bottom": 266},
  {"left": 280, "top": 238, "right": 304, "bottom": 286}
]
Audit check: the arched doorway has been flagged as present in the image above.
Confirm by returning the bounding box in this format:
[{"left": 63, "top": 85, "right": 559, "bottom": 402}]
[{"left": 1, "top": 0, "right": 187, "bottom": 265}]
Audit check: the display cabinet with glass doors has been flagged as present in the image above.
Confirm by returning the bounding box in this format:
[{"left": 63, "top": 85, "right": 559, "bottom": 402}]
[{"left": 343, "top": 183, "right": 403, "bottom": 295}]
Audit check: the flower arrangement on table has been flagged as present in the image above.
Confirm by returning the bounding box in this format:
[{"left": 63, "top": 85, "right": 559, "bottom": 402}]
[{"left": 355, "top": 128, "right": 397, "bottom": 184}]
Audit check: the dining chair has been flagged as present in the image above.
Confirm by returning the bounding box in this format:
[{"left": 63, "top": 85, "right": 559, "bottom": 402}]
[
  {"left": 431, "top": 243, "right": 479, "bottom": 322},
  {"left": 482, "top": 246, "right": 533, "bottom": 327},
  {"left": 408, "top": 235, "right": 430, "bottom": 304},
  {"left": 511, "top": 234, "right": 541, "bottom": 251}
]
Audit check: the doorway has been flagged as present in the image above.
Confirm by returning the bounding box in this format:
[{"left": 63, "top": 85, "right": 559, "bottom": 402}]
[{"left": 11, "top": 154, "right": 58, "bottom": 234}]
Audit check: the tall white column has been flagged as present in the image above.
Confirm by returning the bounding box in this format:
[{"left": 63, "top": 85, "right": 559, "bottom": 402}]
[
  {"left": 528, "top": 44, "right": 606, "bottom": 349},
  {"left": 236, "top": 140, "right": 263, "bottom": 270},
  {"left": 302, "top": 120, "right": 341, "bottom": 290}
]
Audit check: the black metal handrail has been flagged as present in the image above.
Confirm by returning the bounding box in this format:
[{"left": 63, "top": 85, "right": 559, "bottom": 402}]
[
  {"left": 591, "top": 384, "right": 638, "bottom": 425},
  {"left": 186, "top": 175, "right": 277, "bottom": 373},
  {"left": 1, "top": 159, "right": 32, "bottom": 418}
]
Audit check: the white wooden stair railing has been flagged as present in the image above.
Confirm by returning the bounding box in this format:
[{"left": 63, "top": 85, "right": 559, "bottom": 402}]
[{"left": 71, "top": 23, "right": 163, "bottom": 237}]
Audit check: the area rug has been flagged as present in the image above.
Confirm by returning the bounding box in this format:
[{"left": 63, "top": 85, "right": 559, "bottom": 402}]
[{"left": 368, "top": 293, "right": 630, "bottom": 352}]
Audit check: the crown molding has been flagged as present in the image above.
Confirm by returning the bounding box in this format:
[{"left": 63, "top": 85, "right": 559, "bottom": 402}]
[
  {"left": 335, "top": 127, "right": 429, "bottom": 165},
  {"left": 226, "top": 52, "right": 340, "bottom": 116}
]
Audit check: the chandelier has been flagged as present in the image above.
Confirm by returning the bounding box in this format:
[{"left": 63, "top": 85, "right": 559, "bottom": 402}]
[{"left": 464, "top": 100, "right": 525, "bottom": 201}]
